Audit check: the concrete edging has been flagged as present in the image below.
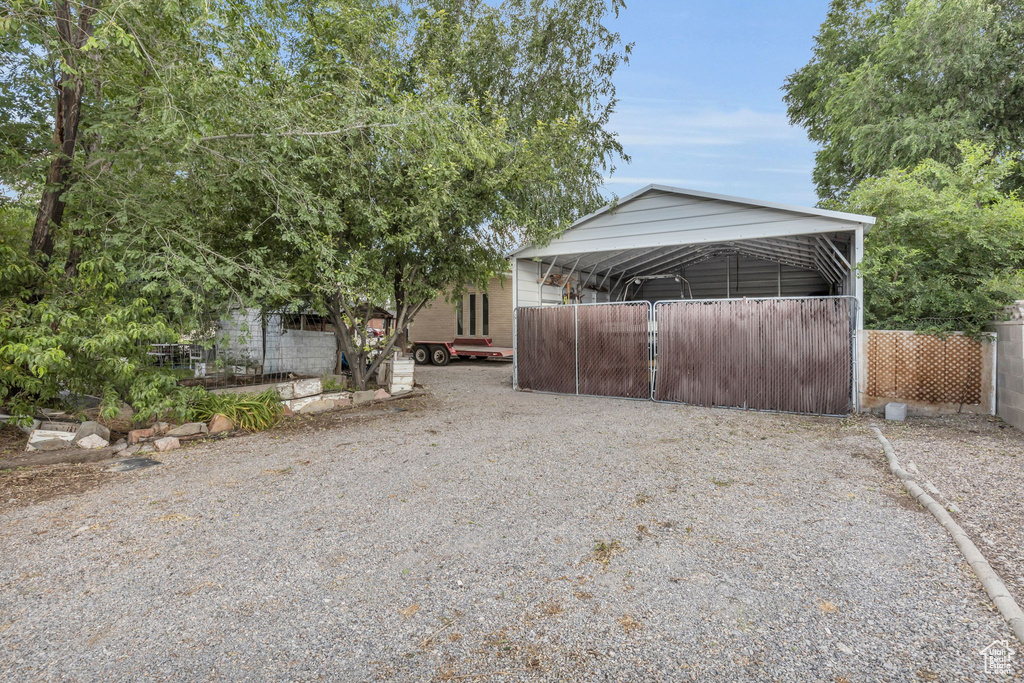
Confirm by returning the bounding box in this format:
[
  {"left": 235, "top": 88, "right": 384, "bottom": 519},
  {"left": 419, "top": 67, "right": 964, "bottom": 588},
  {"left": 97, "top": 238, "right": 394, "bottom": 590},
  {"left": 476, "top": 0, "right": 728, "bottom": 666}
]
[{"left": 870, "top": 426, "right": 1024, "bottom": 643}]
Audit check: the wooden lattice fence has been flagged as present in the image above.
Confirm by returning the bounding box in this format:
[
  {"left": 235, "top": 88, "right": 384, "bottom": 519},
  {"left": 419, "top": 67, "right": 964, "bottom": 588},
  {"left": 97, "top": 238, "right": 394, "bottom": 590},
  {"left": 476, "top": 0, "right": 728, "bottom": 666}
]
[{"left": 863, "top": 330, "right": 994, "bottom": 411}]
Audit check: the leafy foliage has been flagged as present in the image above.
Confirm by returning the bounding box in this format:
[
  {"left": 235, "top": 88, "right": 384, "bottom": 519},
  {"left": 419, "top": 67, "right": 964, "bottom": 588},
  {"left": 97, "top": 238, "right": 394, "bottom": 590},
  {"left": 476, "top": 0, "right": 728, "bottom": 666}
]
[
  {"left": 0, "top": 0, "right": 628, "bottom": 415},
  {"left": 186, "top": 389, "right": 284, "bottom": 432},
  {"left": 850, "top": 144, "right": 1024, "bottom": 334},
  {"left": 785, "top": 0, "right": 1024, "bottom": 201}
]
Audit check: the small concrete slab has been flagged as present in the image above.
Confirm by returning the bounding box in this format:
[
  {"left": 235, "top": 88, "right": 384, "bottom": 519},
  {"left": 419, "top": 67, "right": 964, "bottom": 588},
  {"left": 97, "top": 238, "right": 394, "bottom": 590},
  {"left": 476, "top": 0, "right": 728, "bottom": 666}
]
[
  {"left": 104, "top": 458, "right": 162, "bottom": 473},
  {"left": 28, "top": 438, "right": 74, "bottom": 452}
]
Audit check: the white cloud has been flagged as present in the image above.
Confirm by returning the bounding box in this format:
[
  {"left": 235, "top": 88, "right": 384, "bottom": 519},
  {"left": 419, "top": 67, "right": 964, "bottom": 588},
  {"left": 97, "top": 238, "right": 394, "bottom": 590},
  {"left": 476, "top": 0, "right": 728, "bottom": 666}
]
[{"left": 610, "top": 101, "right": 801, "bottom": 148}]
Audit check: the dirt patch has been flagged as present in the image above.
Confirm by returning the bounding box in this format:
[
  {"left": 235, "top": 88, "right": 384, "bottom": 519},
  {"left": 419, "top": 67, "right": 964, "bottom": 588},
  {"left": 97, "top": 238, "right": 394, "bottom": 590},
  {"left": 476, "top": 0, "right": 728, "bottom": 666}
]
[
  {"left": 0, "top": 462, "right": 114, "bottom": 514},
  {"left": 0, "top": 423, "right": 28, "bottom": 459}
]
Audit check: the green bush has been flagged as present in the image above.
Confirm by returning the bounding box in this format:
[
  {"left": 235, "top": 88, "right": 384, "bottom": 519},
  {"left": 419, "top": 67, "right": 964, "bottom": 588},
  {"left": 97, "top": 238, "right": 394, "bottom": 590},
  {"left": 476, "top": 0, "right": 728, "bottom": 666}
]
[{"left": 186, "top": 389, "right": 284, "bottom": 432}]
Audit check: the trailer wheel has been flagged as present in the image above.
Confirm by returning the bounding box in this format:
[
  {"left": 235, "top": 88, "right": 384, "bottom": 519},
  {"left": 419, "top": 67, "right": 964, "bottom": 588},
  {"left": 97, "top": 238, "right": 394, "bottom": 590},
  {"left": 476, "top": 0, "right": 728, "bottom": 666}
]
[
  {"left": 413, "top": 345, "right": 430, "bottom": 365},
  {"left": 430, "top": 345, "right": 451, "bottom": 366}
]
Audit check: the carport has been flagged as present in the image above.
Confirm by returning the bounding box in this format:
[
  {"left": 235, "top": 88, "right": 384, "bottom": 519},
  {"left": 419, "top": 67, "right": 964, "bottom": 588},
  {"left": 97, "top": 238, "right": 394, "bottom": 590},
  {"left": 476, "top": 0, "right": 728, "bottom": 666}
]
[{"left": 510, "top": 185, "right": 875, "bottom": 415}]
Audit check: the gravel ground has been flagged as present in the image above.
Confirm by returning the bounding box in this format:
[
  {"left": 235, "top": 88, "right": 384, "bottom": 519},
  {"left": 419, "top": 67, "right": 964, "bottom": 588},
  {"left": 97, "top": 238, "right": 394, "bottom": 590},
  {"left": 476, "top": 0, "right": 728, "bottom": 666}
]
[
  {"left": 874, "top": 414, "right": 1024, "bottom": 610},
  {"left": 0, "top": 363, "right": 1018, "bottom": 682}
]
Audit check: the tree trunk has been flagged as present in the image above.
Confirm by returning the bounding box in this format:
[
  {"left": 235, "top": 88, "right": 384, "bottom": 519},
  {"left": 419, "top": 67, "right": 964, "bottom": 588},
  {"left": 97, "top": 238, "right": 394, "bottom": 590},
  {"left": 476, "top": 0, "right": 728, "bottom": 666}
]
[
  {"left": 30, "top": 76, "right": 83, "bottom": 260},
  {"left": 29, "top": 0, "right": 96, "bottom": 263}
]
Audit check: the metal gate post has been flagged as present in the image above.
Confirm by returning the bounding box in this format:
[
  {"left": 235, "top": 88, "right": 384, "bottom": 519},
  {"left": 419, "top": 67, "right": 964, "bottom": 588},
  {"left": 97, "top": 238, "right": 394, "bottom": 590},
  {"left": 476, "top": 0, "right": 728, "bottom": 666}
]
[
  {"left": 512, "top": 307, "right": 519, "bottom": 391},
  {"left": 650, "top": 302, "right": 657, "bottom": 400},
  {"left": 574, "top": 304, "right": 580, "bottom": 395}
]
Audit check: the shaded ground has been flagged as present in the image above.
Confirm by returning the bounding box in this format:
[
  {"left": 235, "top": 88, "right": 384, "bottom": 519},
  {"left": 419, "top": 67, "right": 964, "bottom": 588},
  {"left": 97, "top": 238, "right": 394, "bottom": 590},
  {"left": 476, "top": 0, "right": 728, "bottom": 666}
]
[
  {"left": 0, "top": 462, "right": 114, "bottom": 514},
  {"left": 0, "top": 365, "right": 1018, "bottom": 681},
  {"left": 0, "top": 423, "right": 28, "bottom": 459},
  {"left": 874, "top": 414, "right": 1024, "bottom": 609}
]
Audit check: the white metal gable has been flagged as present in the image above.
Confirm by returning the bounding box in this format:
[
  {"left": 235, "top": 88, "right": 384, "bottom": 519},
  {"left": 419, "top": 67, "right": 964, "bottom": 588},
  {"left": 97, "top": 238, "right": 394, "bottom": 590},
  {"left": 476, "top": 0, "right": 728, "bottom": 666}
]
[{"left": 513, "top": 185, "right": 874, "bottom": 261}]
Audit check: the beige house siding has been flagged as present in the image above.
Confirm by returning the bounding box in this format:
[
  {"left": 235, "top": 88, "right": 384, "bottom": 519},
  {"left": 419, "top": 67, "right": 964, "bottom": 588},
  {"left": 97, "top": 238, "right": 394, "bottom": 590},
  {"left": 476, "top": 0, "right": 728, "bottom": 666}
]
[{"left": 410, "top": 276, "right": 514, "bottom": 348}]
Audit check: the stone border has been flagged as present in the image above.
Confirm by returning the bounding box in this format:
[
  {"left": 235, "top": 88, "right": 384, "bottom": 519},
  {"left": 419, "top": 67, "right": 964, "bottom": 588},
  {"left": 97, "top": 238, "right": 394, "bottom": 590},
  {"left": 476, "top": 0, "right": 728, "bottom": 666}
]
[{"left": 871, "top": 426, "right": 1024, "bottom": 643}]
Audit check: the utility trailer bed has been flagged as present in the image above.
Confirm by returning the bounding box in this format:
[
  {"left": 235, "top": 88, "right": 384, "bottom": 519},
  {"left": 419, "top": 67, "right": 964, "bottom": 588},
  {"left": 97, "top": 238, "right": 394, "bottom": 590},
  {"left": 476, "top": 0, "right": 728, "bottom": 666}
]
[{"left": 412, "top": 338, "right": 514, "bottom": 366}]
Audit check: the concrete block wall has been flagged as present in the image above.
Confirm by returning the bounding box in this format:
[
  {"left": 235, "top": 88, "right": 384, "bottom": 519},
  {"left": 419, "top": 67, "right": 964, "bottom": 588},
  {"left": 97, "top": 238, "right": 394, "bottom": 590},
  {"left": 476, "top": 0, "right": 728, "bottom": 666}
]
[
  {"left": 217, "top": 309, "right": 337, "bottom": 377},
  {"left": 265, "top": 328, "right": 336, "bottom": 376},
  {"left": 993, "top": 320, "right": 1024, "bottom": 430}
]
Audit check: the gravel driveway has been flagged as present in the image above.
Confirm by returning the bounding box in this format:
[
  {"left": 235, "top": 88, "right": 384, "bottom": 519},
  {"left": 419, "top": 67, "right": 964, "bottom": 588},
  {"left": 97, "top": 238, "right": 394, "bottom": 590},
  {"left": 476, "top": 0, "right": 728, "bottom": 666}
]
[{"left": 0, "top": 364, "right": 1016, "bottom": 681}]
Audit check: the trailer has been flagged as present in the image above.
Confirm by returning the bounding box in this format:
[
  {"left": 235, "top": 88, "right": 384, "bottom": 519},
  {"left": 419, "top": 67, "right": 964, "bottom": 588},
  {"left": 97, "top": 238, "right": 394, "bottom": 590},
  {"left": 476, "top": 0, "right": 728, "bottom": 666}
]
[{"left": 411, "top": 337, "right": 514, "bottom": 366}]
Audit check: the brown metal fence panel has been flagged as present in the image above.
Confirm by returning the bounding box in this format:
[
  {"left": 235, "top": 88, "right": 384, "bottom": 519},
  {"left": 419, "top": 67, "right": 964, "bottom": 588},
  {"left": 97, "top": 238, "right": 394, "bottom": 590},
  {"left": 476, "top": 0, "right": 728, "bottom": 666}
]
[
  {"left": 654, "top": 298, "right": 854, "bottom": 414},
  {"left": 577, "top": 303, "right": 651, "bottom": 399},
  {"left": 515, "top": 306, "right": 576, "bottom": 394}
]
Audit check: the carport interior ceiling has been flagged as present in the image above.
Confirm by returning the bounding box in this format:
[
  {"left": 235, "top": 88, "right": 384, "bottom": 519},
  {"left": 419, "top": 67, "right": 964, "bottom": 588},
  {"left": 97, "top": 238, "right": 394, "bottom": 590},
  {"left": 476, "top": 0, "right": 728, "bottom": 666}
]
[
  {"left": 512, "top": 185, "right": 874, "bottom": 303},
  {"left": 533, "top": 232, "right": 854, "bottom": 299}
]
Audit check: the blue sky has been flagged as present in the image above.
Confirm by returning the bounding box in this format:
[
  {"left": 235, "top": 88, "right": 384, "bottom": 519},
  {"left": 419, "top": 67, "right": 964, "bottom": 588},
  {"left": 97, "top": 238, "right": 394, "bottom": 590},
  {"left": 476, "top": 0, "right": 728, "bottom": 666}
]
[{"left": 602, "top": 1, "right": 829, "bottom": 207}]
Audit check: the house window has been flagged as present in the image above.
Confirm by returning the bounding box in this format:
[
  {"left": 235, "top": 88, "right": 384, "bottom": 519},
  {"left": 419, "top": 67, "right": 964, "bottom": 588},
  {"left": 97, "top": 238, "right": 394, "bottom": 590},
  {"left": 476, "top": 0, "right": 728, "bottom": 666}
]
[
  {"left": 482, "top": 294, "right": 489, "bottom": 336},
  {"left": 469, "top": 294, "right": 477, "bottom": 336},
  {"left": 455, "top": 299, "right": 463, "bottom": 336}
]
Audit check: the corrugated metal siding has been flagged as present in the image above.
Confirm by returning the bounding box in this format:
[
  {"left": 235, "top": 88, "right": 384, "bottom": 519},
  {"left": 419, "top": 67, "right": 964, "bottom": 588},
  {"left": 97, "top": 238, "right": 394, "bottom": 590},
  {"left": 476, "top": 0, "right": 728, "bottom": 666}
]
[
  {"left": 616, "top": 254, "right": 829, "bottom": 302},
  {"left": 517, "top": 190, "right": 863, "bottom": 259}
]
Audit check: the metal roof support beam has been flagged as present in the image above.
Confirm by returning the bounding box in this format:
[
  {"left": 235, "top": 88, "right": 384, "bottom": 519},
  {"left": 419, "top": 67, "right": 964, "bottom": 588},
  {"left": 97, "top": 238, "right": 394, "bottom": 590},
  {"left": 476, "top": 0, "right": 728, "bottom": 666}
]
[
  {"left": 538, "top": 257, "right": 559, "bottom": 284},
  {"left": 634, "top": 246, "right": 722, "bottom": 276},
  {"left": 563, "top": 257, "right": 582, "bottom": 291},
  {"left": 727, "top": 243, "right": 822, "bottom": 273},
  {"left": 817, "top": 235, "right": 852, "bottom": 271},
  {"left": 728, "top": 241, "right": 820, "bottom": 269},
  {"left": 595, "top": 243, "right": 702, "bottom": 276},
  {"left": 626, "top": 244, "right": 716, "bottom": 276},
  {"left": 810, "top": 240, "right": 847, "bottom": 285}
]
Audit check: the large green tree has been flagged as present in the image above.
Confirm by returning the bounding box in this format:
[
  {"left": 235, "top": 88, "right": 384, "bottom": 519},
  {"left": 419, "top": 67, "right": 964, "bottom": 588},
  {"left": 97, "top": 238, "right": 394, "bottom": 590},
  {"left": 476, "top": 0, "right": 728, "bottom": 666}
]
[
  {"left": 233, "top": 0, "right": 630, "bottom": 388},
  {"left": 850, "top": 144, "right": 1024, "bottom": 334},
  {"left": 784, "top": 0, "right": 1024, "bottom": 202},
  {"left": 1, "top": 0, "right": 629, "bottom": 411}
]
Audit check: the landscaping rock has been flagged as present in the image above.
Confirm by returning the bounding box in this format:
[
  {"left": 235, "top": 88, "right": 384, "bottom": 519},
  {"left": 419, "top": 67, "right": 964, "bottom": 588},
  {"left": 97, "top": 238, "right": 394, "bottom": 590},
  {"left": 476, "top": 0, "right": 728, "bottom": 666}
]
[
  {"left": 153, "top": 421, "right": 171, "bottom": 435},
  {"left": 137, "top": 443, "right": 155, "bottom": 454},
  {"left": 334, "top": 397, "right": 352, "bottom": 407},
  {"left": 111, "top": 442, "right": 128, "bottom": 454},
  {"left": 75, "top": 434, "right": 109, "bottom": 450},
  {"left": 282, "top": 405, "right": 295, "bottom": 417},
  {"left": 296, "top": 399, "right": 336, "bottom": 415},
  {"left": 373, "top": 389, "right": 391, "bottom": 400},
  {"left": 166, "top": 422, "right": 208, "bottom": 438},
  {"left": 122, "top": 443, "right": 141, "bottom": 456},
  {"left": 153, "top": 436, "right": 180, "bottom": 452},
  {"left": 353, "top": 390, "right": 376, "bottom": 405},
  {"left": 128, "top": 428, "right": 154, "bottom": 444},
  {"left": 208, "top": 414, "right": 234, "bottom": 435},
  {"left": 73, "top": 421, "right": 110, "bottom": 445}
]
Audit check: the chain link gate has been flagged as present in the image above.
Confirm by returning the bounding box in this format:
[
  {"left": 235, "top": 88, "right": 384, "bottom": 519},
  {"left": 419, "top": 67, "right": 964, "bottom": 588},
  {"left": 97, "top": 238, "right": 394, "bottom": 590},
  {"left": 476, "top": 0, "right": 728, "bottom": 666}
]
[
  {"left": 514, "top": 302, "right": 652, "bottom": 399},
  {"left": 514, "top": 297, "right": 857, "bottom": 415},
  {"left": 654, "top": 297, "right": 857, "bottom": 415}
]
